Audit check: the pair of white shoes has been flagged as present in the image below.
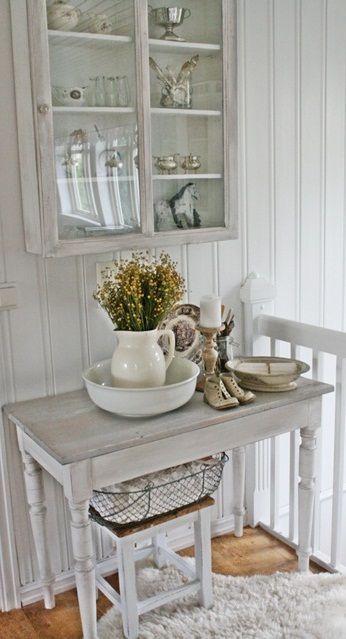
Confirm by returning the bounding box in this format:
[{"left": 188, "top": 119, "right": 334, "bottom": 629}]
[{"left": 204, "top": 373, "right": 255, "bottom": 410}]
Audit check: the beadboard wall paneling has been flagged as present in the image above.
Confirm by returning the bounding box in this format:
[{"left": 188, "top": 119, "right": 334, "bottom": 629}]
[{"left": 1, "top": 0, "right": 346, "bottom": 605}]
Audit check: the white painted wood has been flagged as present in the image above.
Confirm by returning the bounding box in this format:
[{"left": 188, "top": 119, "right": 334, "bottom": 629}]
[
  {"left": 68, "top": 499, "right": 97, "bottom": 639},
  {"left": 17, "top": 445, "right": 55, "bottom": 608},
  {"left": 99, "top": 504, "right": 212, "bottom": 634},
  {"left": 7, "top": 380, "right": 329, "bottom": 609},
  {"left": 330, "top": 357, "right": 346, "bottom": 567},
  {"left": 159, "top": 546, "right": 196, "bottom": 580},
  {"left": 52, "top": 106, "right": 135, "bottom": 114},
  {"left": 311, "top": 350, "right": 323, "bottom": 553},
  {"left": 137, "top": 581, "right": 200, "bottom": 616},
  {"left": 240, "top": 274, "right": 276, "bottom": 526},
  {"left": 288, "top": 429, "right": 299, "bottom": 542},
  {"left": 117, "top": 539, "right": 138, "bottom": 639},
  {"left": 0, "top": 414, "right": 21, "bottom": 611},
  {"left": 96, "top": 574, "right": 120, "bottom": 606},
  {"left": 150, "top": 108, "right": 221, "bottom": 117},
  {"left": 272, "top": 0, "right": 297, "bottom": 319},
  {"left": 2, "top": 0, "right": 346, "bottom": 608},
  {"left": 4, "top": 379, "right": 332, "bottom": 467},
  {"left": 152, "top": 174, "right": 222, "bottom": 181},
  {"left": 48, "top": 30, "right": 132, "bottom": 44},
  {"left": 242, "top": 0, "right": 272, "bottom": 280},
  {"left": 300, "top": 0, "right": 325, "bottom": 327},
  {"left": 11, "top": 0, "right": 238, "bottom": 256},
  {"left": 148, "top": 39, "right": 221, "bottom": 52},
  {"left": 194, "top": 508, "right": 213, "bottom": 608},
  {"left": 240, "top": 273, "right": 276, "bottom": 356},
  {"left": 232, "top": 446, "right": 245, "bottom": 537},
  {"left": 10, "top": 0, "right": 42, "bottom": 254},
  {"left": 152, "top": 534, "right": 166, "bottom": 569},
  {"left": 297, "top": 399, "right": 321, "bottom": 571},
  {"left": 258, "top": 314, "right": 346, "bottom": 358},
  {"left": 270, "top": 437, "right": 280, "bottom": 531}
]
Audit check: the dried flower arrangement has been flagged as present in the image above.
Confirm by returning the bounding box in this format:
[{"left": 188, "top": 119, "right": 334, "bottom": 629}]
[{"left": 94, "top": 252, "right": 185, "bottom": 331}]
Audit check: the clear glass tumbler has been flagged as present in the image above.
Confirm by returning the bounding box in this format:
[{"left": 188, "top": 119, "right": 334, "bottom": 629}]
[
  {"left": 88, "top": 78, "right": 97, "bottom": 106},
  {"left": 116, "top": 76, "right": 130, "bottom": 107},
  {"left": 95, "top": 76, "right": 106, "bottom": 107},
  {"left": 105, "top": 77, "right": 117, "bottom": 107},
  {"left": 216, "top": 335, "right": 235, "bottom": 373}
]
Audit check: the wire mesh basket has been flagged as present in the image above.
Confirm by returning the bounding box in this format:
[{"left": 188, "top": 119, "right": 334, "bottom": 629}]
[{"left": 89, "top": 452, "right": 228, "bottom": 529}]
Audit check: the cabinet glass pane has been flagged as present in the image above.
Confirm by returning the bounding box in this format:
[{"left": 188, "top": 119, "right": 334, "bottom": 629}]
[
  {"left": 148, "top": 0, "right": 224, "bottom": 233},
  {"left": 46, "top": 0, "right": 140, "bottom": 240}
]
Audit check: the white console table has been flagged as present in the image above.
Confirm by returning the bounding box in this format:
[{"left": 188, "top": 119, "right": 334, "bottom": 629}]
[{"left": 4, "top": 377, "right": 332, "bottom": 639}]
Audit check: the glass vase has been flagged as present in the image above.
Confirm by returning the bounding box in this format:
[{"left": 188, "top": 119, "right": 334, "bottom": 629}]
[{"left": 216, "top": 335, "right": 235, "bottom": 373}]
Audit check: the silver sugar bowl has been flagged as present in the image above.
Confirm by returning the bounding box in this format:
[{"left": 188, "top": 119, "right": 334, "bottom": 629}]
[
  {"left": 148, "top": 6, "right": 191, "bottom": 42},
  {"left": 181, "top": 154, "right": 201, "bottom": 173},
  {"left": 154, "top": 154, "right": 180, "bottom": 174}
]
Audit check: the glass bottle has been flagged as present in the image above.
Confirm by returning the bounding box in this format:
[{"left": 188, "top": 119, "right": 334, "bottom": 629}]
[{"left": 116, "top": 75, "right": 130, "bottom": 107}]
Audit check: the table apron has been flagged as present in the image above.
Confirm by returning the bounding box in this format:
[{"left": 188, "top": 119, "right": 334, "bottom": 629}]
[
  {"left": 90, "top": 399, "right": 313, "bottom": 490},
  {"left": 18, "top": 429, "right": 63, "bottom": 484}
]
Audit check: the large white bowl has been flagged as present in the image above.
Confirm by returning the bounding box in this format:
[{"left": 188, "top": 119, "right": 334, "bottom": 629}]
[{"left": 82, "top": 357, "right": 199, "bottom": 417}]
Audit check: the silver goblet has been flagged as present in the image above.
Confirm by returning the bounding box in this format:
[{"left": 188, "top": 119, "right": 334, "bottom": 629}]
[{"left": 148, "top": 6, "right": 191, "bottom": 42}]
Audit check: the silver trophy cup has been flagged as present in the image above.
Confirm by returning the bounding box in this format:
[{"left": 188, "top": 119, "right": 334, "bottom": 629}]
[{"left": 148, "top": 6, "right": 191, "bottom": 42}]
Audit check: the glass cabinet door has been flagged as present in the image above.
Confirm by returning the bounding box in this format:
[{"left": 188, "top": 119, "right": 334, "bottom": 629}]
[
  {"left": 14, "top": 0, "right": 236, "bottom": 255},
  {"left": 46, "top": 0, "right": 141, "bottom": 240},
  {"left": 147, "top": 0, "right": 226, "bottom": 234}
]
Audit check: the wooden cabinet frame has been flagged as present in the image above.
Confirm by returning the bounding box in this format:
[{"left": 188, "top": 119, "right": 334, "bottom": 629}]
[{"left": 11, "top": 0, "right": 237, "bottom": 257}]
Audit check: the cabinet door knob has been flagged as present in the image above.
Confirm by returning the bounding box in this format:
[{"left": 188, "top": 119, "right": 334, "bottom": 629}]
[{"left": 38, "top": 104, "right": 50, "bottom": 114}]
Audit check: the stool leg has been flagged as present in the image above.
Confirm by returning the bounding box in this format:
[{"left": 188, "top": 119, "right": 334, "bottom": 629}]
[
  {"left": 117, "top": 539, "right": 139, "bottom": 639},
  {"left": 152, "top": 534, "right": 167, "bottom": 568},
  {"left": 194, "top": 508, "right": 213, "bottom": 609}
]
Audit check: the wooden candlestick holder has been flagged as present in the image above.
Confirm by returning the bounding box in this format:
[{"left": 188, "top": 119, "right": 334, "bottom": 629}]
[{"left": 196, "top": 324, "right": 224, "bottom": 392}]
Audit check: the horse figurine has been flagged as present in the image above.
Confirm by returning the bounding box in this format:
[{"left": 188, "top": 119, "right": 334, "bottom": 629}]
[{"left": 154, "top": 182, "right": 201, "bottom": 231}]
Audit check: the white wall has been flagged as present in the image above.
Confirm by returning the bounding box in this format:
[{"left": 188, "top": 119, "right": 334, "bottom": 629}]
[{"left": 1, "top": 0, "right": 346, "bottom": 605}]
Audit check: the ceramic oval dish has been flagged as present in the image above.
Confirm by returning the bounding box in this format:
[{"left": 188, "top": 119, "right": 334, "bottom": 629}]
[
  {"left": 83, "top": 357, "right": 199, "bottom": 417},
  {"left": 225, "top": 356, "right": 310, "bottom": 392}
]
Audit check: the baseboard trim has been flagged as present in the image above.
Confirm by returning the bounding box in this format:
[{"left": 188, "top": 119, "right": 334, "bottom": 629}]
[{"left": 19, "top": 515, "right": 235, "bottom": 606}]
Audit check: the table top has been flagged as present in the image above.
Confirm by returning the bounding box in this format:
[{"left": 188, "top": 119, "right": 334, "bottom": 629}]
[{"left": 4, "top": 378, "right": 333, "bottom": 466}]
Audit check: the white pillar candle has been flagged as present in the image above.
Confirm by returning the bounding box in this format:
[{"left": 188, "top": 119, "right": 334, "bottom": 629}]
[{"left": 200, "top": 294, "right": 222, "bottom": 328}]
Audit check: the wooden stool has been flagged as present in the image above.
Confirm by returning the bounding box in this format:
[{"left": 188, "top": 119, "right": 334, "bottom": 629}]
[{"left": 93, "top": 497, "right": 214, "bottom": 639}]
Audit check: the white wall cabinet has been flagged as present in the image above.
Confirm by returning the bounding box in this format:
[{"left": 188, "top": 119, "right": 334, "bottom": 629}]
[{"left": 12, "top": 0, "right": 237, "bottom": 257}]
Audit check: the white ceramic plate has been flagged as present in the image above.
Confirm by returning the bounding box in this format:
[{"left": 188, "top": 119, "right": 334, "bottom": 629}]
[
  {"left": 83, "top": 357, "right": 199, "bottom": 417},
  {"left": 225, "top": 356, "right": 310, "bottom": 392}
]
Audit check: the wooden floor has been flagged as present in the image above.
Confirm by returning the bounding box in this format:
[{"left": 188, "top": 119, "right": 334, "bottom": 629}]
[{"left": 0, "top": 527, "right": 324, "bottom": 639}]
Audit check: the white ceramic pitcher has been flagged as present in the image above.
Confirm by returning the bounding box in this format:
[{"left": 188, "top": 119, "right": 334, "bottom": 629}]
[{"left": 111, "top": 328, "right": 175, "bottom": 388}]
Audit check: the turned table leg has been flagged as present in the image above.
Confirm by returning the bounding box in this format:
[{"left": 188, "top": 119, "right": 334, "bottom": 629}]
[
  {"left": 297, "top": 425, "right": 319, "bottom": 572},
  {"left": 69, "top": 500, "right": 98, "bottom": 639},
  {"left": 233, "top": 446, "right": 246, "bottom": 537},
  {"left": 21, "top": 452, "right": 55, "bottom": 608}
]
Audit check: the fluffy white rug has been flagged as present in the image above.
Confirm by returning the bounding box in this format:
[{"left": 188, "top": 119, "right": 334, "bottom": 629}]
[{"left": 97, "top": 561, "right": 346, "bottom": 638}]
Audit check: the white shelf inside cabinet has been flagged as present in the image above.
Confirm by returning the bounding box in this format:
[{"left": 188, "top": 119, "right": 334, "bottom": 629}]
[
  {"left": 151, "top": 108, "right": 221, "bottom": 117},
  {"left": 52, "top": 106, "right": 135, "bottom": 114},
  {"left": 48, "top": 30, "right": 132, "bottom": 46},
  {"left": 149, "top": 38, "right": 221, "bottom": 55},
  {"left": 57, "top": 176, "right": 135, "bottom": 183},
  {"left": 152, "top": 174, "right": 222, "bottom": 180}
]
